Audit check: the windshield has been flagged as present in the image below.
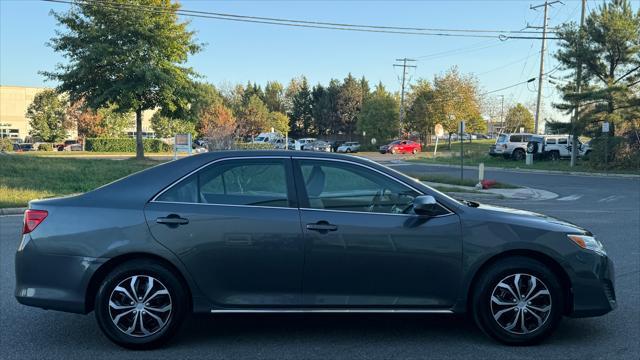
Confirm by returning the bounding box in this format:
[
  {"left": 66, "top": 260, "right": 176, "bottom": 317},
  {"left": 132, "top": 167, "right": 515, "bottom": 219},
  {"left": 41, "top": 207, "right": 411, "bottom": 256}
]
[
  {"left": 254, "top": 137, "right": 266, "bottom": 142},
  {"left": 496, "top": 134, "right": 508, "bottom": 143}
]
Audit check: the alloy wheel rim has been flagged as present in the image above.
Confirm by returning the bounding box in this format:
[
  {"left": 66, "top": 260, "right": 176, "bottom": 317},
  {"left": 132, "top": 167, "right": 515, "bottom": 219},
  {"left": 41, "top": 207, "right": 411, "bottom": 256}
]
[
  {"left": 490, "top": 273, "right": 552, "bottom": 335},
  {"left": 108, "top": 275, "right": 172, "bottom": 338}
]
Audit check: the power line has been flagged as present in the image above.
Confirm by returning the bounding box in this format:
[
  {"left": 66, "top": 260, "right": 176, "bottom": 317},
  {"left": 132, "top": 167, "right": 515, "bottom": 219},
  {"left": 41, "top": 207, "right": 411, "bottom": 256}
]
[
  {"left": 483, "top": 78, "right": 537, "bottom": 95},
  {"left": 42, "top": 0, "right": 560, "bottom": 40}
]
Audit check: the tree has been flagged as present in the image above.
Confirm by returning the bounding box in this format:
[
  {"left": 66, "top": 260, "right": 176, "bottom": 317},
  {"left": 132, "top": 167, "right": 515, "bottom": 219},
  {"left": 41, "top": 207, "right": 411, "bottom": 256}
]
[
  {"left": 198, "top": 103, "right": 236, "bottom": 150},
  {"left": 68, "top": 100, "right": 133, "bottom": 138},
  {"left": 358, "top": 83, "right": 400, "bottom": 142},
  {"left": 429, "top": 67, "right": 483, "bottom": 148},
  {"left": 264, "top": 81, "right": 286, "bottom": 113},
  {"left": 268, "top": 111, "right": 290, "bottom": 135},
  {"left": 337, "top": 73, "right": 364, "bottom": 137},
  {"left": 555, "top": 0, "right": 640, "bottom": 164},
  {"left": 151, "top": 113, "right": 197, "bottom": 138},
  {"left": 237, "top": 95, "right": 270, "bottom": 137},
  {"left": 45, "top": 0, "right": 201, "bottom": 159},
  {"left": 289, "top": 76, "right": 313, "bottom": 137},
  {"left": 504, "top": 103, "right": 535, "bottom": 133},
  {"left": 406, "top": 79, "right": 435, "bottom": 143},
  {"left": 26, "top": 89, "right": 69, "bottom": 142}
]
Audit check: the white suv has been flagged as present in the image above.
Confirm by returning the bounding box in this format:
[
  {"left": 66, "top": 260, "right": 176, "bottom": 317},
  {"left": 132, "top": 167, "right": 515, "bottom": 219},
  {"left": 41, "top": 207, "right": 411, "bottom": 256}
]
[
  {"left": 489, "top": 133, "right": 534, "bottom": 160},
  {"left": 526, "top": 135, "right": 591, "bottom": 160}
]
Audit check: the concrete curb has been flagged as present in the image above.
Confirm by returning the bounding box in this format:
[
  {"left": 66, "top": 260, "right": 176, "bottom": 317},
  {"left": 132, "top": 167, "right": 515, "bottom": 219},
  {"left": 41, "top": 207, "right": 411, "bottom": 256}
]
[
  {"left": 422, "top": 181, "right": 558, "bottom": 201},
  {"left": 0, "top": 207, "right": 26, "bottom": 216},
  {"left": 393, "top": 160, "right": 640, "bottom": 179}
]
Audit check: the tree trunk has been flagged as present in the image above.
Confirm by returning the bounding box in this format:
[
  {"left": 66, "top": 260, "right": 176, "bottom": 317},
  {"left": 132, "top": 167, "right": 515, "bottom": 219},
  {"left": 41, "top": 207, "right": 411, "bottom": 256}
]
[
  {"left": 447, "top": 134, "right": 452, "bottom": 150},
  {"left": 135, "top": 107, "right": 144, "bottom": 160}
]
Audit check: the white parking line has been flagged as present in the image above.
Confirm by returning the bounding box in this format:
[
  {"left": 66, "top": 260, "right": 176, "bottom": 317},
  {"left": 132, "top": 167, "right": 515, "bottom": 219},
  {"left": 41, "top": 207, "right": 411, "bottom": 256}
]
[
  {"left": 556, "top": 194, "right": 583, "bottom": 201},
  {"left": 598, "top": 195, "right": 624, "bottom": 203}
]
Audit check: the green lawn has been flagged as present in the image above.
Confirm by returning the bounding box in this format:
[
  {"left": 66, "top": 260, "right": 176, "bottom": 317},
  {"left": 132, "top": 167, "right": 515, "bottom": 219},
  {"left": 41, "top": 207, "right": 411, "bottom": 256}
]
[{"left": 0, "top": 155, "right": 163, "bottom": 208}]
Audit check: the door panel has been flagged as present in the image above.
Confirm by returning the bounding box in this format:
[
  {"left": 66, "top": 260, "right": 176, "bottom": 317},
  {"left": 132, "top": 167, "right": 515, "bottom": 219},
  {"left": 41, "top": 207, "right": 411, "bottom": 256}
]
[
  {"left": 294, "top": 159, "right": 463, "bottom": 308},
  {"left": 146, "top": 203, "right": 304, "bottom": 306},
  {"left": 144, "top": 157, "right": 304, "bottom": 307},
  {"left": 301, "top": 210, "right": 462, "bottom": 307}
]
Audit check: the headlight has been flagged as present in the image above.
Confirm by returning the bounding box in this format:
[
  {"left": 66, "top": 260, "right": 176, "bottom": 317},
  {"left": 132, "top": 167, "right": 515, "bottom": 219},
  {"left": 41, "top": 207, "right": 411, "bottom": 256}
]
[{"left": 567, "top": 234, "right": 606, "bottom": 255}]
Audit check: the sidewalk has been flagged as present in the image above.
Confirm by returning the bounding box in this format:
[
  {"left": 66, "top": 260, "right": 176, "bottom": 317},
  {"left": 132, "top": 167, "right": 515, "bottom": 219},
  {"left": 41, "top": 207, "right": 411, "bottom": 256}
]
[{"left": 422, "top": 181, "right": 558, "bottom": 201}]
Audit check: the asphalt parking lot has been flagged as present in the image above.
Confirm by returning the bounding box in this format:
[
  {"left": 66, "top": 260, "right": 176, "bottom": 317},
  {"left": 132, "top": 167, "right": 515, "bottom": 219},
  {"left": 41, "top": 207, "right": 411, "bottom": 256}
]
[{"left": 0, "top": 165, "right": 638, "bottom": 359}]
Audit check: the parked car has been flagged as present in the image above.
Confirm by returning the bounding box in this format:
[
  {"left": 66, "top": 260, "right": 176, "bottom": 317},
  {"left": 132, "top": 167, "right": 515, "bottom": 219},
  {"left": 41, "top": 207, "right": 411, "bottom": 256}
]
[
  {"left": 295, "top": 138, "right": 316, "bottom": 150},
  {"left": 302, "top": 140, "right": 332, "bottom": 152},
  {"left": 379, "top": 140, "right": 421, "bottom": 154},
  {"left": 526, "top": 135, "right": 591, "bottom": 160},
  {"left": 336, "top": 141, "right": 360, "bottom": 153},
  {"left": 16, "top": 151, "right": 616, "bottom": 349},
  {"left": 489, "top": 133, "right": 534, "bottom": 160},
  {"left": 16, "top": 143, "right": 34, "bottom": 152},
  {"left": 57, "top": 140, "right": 81, "bottom": 151},
  {"left": 252, "top": 132, "right": 283, "bottom": 145}
]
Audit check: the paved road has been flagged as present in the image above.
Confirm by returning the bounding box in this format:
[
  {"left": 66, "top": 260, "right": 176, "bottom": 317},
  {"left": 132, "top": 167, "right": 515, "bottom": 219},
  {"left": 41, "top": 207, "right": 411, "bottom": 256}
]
[{"left": 1, "top": 166, "right": 638, "bottom": 359}]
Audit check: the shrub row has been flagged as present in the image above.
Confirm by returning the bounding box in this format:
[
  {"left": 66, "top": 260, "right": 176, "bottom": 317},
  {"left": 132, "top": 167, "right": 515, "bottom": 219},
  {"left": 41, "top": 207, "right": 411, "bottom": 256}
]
[
  {"left": 85, "top": 138, "right": 171, "bottom": 152},
  {"left": 233, "top": 142, "right": 275, "bottom": 150}
]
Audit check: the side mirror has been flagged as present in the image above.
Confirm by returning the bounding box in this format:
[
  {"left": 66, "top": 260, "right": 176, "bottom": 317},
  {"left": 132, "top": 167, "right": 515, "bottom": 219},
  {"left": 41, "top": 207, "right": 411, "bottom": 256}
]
[{"left": 413, "top": 195, "right": 440, "bottom": 216}]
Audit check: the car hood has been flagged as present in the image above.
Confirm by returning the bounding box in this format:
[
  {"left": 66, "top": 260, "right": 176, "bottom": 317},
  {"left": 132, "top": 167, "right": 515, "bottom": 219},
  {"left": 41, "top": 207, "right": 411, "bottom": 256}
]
[{"left": 470, "top": 202, "right": 590, "bottom": 234}]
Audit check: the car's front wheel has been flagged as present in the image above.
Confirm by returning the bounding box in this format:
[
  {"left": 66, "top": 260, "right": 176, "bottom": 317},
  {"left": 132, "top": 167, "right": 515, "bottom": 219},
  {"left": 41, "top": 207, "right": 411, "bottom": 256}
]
[
  {"left": 472, "top": 256, "right": 564, "bottom": 345},
  {"left": 94, "top": 259, "right": 188, "bottom": 349}
]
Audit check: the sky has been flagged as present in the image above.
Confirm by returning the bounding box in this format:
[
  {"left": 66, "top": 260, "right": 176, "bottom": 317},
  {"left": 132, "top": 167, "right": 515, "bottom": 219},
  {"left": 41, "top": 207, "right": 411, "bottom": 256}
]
[{"left": 1, "top": 0, "right": 635, "bottom": 122}]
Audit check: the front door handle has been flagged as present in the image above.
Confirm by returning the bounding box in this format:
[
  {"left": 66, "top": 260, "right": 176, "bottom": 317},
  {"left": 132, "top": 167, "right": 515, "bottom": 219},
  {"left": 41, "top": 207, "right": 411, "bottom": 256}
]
[
  {"left": 306, "top": 221, "right": 338, "bottom": 233},
  {"left": 156, "top": 214, "right": 189, "bottom": 226}
]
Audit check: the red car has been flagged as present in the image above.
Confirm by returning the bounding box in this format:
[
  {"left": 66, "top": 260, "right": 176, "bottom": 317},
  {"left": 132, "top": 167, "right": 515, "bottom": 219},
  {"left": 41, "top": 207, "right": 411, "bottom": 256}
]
[{"left": 379, "top": 140, "right": 421, "bottom": 154}]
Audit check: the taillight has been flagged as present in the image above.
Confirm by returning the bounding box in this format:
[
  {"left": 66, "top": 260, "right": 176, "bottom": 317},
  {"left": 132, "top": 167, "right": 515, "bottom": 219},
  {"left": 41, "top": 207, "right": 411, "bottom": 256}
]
[{"left": 23, "top": 209, "right": 48, "bottom": 234}]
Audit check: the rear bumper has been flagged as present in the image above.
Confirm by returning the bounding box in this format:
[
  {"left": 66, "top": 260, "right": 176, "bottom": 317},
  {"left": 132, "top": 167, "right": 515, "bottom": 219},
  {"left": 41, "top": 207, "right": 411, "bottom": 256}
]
[
  {"left": 15, "top": 235, "right": 106, "bottom": 314},
  {"left": 568, "top": 253, "right": 616, "bottom": 318}
]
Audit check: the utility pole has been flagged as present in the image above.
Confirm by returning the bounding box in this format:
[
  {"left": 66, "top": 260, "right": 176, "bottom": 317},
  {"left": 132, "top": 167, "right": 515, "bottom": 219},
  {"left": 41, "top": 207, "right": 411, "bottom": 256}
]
[
  {"left": 499, "top": 95, "right": 505, "bottom": 134},
  {"left": 530, "top": 0, "right": 563, "bottom": 134},
  {"left": 570, "top": 0, "right": 586, "bottom": 167},
  {"left": 394, "top": 58, "right": 416, "bottom": 136}
]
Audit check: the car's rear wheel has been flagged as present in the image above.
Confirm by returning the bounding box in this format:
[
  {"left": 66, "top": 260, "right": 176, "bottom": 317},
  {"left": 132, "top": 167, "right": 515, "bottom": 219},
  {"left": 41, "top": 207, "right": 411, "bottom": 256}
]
[
  {"left": 549, "top": 151, "right": 560, "bottom": 161},
  {"left": 412, "top": 148, "right": 418, "bottom": 155},
  {"left": 512, "top": 149, "right": 525, "bottom": 161},
  {"left": 346, "top": 148, "right": 352, "bottom": 153},
  {"left": 472, "top": 256, "right": 563, "bottom": 345},
  {"left": 94, "top": 259, "right": 188, "bottom": 349}
]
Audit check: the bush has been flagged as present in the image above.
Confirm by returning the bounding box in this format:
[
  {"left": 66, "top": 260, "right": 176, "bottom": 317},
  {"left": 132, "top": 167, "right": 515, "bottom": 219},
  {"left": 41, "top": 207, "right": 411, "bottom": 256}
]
[
  {"left": 0, "top": 138, "right": 12, "bottom": 152},
  {"left": 85, "top": 138, "right": 171, "bottom": 152},
  {"left": 588, "top": 135, "right": 640, "bottom": 170},
  {"left": 232, "top": 142, "right": 275, "bottom": 150},
  {"left": 37, "top": 143, "right": 53, "bottom": 151}
]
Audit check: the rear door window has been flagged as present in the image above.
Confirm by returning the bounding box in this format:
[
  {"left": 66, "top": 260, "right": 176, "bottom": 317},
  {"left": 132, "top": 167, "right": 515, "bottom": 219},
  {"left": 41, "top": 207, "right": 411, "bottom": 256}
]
[
  {"left": 510, "top": 135, "right": 522, "bottom": 142},
  {"left": 558, "top": 138, "right": 568, "bottom": 145},
  {"left": 546, "top": 138, "right": 557, "bottom": 145},
  {"left": 156, "top": 159, "right": 292, "bottom": 207}
]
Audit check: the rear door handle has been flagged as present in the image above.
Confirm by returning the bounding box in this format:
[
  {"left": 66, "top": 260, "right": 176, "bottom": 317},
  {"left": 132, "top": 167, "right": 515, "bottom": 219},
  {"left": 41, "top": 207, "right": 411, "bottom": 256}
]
[
  {"left": 306, "top": 222, "right": 338, "bottom": 233},
  {"left": 156, "top": 215, "right": 189, "bottom": 226}
]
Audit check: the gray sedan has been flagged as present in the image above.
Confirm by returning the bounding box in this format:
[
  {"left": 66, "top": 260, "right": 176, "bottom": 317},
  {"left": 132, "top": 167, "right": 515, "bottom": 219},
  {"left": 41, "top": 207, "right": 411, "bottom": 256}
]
[{"left": 15, "top": 151, "right": 615, "bottom": 349}]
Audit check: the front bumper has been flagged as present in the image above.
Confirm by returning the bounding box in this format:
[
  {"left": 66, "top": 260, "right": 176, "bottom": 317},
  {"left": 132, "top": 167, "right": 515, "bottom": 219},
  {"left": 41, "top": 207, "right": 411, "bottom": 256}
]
[
  {"left": 15, "top": 235, "right": 106, "bottom": 314},
  {"left": 568, "top": 253, "right": 616, "bottom": 317}
]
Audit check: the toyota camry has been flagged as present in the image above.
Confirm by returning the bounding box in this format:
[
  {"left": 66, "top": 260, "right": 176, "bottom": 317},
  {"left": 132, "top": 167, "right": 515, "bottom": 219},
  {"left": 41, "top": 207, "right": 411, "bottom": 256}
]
[{"left": 15, "top": 151, "right": 615, "bottom": 349}]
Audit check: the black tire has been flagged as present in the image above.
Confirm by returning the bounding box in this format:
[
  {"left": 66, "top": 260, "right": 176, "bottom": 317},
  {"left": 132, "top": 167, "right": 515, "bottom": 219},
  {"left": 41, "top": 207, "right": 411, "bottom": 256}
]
[
  {"left": 346, "top": 148, "right": 352, "bottom": 153},
  {"left": 512, "top": 149, "right": 525, "bottom": 161},
  {"left": 472, "top": 256, "right": 564, "bottom": 346},
  {"left": 549, "top": 151, "right": 560, "bottom": 161},
  {"left": 412, "top": 148, "right": 418, "bottom": 155},
  {"left": 94, "top": 259, "right": 188, "bottom": 350}
]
